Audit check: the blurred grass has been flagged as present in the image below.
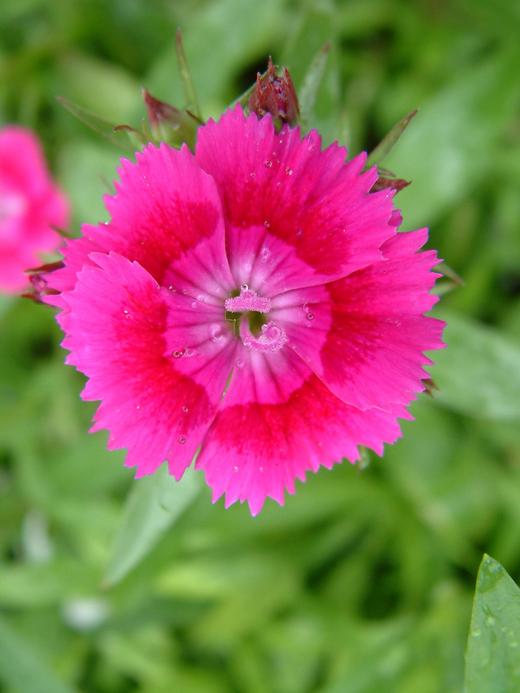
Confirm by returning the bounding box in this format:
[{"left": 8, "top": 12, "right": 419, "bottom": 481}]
[{"left": 1, "top": 0, "right": 520, "bottom": 691}]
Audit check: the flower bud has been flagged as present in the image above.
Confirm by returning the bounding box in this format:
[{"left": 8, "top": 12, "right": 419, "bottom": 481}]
[
  {"left": 248, "top": 58, "right": 299, "bottom": 127},
  {"left": 142, "top": 89, "right": 201, "bottom": 149}
]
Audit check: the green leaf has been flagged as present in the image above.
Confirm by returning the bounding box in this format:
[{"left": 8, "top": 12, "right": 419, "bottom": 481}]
[
  {"left": 366, "top": 109, "right": 417, "bottom": 168},
  {"left": 0, "top": 614, "right": 74, "bottom": 693},
  {"left": 465, "top": 554, "right": 520, "bottom": 692},
  {"left": 175, "top": 29, "right": 202, "bottom": 120},
  {"left": 299, "top": 43, "right": 331, "bottom": 129},
  {"left": 384, "top": 49, "right": 519, "bottom": 227},
  {"left": 57, "top": 96, "right": 135, "bottom": 152},
  {"left": 103, "top": 465, "right": 200, "bottom": 586},
  {"left": 432, "top": 312, "right": 520, "bottom": 420}
]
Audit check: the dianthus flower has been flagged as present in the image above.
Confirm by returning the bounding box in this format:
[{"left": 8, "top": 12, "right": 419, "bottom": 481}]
[
  {"left": 0, "top": 127, "right": 68, "bottom": 292},
  {"left": 45, "top": 105, "right": 444, "bottom": 514}
]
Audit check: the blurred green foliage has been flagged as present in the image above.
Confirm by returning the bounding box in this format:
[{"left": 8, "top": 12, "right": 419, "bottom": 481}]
[{"left": 1, "top": 0, "right": 520, "bottom": 691}]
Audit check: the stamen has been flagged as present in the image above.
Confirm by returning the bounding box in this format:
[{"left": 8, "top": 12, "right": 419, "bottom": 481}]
[
  {"left": 241, "top": 321, "right": 287, "bottom": 353},
  {"left": 224, "top": 285, "right": 271, "bottom": 314}
]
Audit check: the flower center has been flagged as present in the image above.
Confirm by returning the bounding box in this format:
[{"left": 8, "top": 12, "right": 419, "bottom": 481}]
[
  {"left": 224, "top": 284, "right": 287, "bottom": 354},
  {"left": 224, "top": 284, "right": 271, "bottom": 314}
]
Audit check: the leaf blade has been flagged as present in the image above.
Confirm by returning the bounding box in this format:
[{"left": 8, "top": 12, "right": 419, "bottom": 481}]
[
  {"left": 465, "top": 554, "right": 520, "bottom": 692},
  {"left": 103, "top": 466, "right": 200, "bottom": 586}
]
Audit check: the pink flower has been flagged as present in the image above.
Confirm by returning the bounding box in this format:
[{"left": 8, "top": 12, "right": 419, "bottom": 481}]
[
  {"left": 0, "top": 127, "right": 69, "bottom": 293},
  {"left": 45, "top": 105, "right": 444, "bottom": 515}
]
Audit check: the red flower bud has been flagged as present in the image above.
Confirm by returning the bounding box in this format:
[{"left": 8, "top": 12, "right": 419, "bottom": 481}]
[
  {"left": 142, "top": 89, "right": 201, "bottom": 149},
  {"left": 371, "top": 175, "right": 410, "bottom": 193},
  {"left": 23, "top": 261, "right": 63, "bottom": 303},
  {"left": 248, "top": 58, "right": 299, "bottom": 127}
]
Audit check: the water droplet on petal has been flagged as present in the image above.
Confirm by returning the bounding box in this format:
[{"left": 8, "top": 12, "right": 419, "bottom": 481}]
[
  {"left": 236, "top": 359, "right": 244, "bottom": 369},
  {"left": 181, "top": 405, "right": 189, "bottom": 413},
  {"left": 210, "top": 326, "right": 224, "bottom": 342},
  {"left": 306, "top": 312, "right": 315, "bottom": 321},
  {"left": 173, "top": 349, "right": 184, "bottom": 358},
  {"left": 241, "top": 283, "right": 249, "bottom": 291},
  {"left": 233, "top": 465, "right": 239, "bottom": 472},
  {"left": 177, "top": 435, "right": 186, "bottom": 445},
  {"left": 263, "top": 220, "right": 271, "bottom": 229},
  {"left": 167, "top": 284, "right": 176, "bottom": 292},
  {"left": 285, "top": 167, "right": 293, "bottom": 176},
  {"left": 260, "top": 247, "right": 271, "bottom": 262},
  {"left": 264, "top": 160, "right": 273, "bottom": 168}
]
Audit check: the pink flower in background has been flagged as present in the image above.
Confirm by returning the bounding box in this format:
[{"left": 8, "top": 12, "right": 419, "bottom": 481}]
[
  {"left": 0, "top": 127, "right": 69, "bottom": 293},
  {"left": 45, "top": 105, "right": 444, "bottom": 514}
]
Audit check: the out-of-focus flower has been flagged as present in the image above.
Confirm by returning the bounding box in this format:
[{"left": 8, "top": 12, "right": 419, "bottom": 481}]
[
  {"left": 0, "top": 127, "right": 69, "bottom": 293},
  {"left": 44, "top": 105, "right": 443, "bottom": 514}
]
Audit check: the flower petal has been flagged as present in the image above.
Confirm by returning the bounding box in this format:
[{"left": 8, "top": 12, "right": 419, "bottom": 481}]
[
  {"left": 195, "top": 105, "right": 397, "bottom": 291},
  {"left": 47, "top": 143, "right": 234, "bottom": 297},
  {"left": 281, "top": 229, "right": 445, "bottom": 411},
  {"left": 196, "top": 348, "right": 402, "bottom": 515},
  {"left": 60, "top": 251, "right": 235, "bottom": 479}
]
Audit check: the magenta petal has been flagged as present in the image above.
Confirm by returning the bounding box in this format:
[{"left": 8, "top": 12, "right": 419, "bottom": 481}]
[
  {"left": 47, "top": 142, "right": 233, "bottom": 295},
  {"left": 195, "top": 105, "right": 396, "bottom": 289},
  {"left": 197, "top": 349, "right": 402, "bottom": 515},
  {"left": 285, "top": 229, "right": 445, "bottom": 411},
  {"left": 61, "top": 252, "right": 234, "bottom": 478}
]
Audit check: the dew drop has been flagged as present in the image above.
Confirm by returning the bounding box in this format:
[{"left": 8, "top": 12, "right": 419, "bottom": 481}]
[
  {"left": 264, "top": 160, "right": 273, "bottom": 168},
  {"left": 184, "top": 348, "right": 195, "bottom": 357},
  {"left": 249, "top": 171, "right": 256, "bottom": 179},
  {"left": 173, "top": 349, "right": 184, "bottom": 358},
  {"left": 177, "top": 435, "right": 186, "bottom": 445},
  {"left": 236, "top": 359, "right": 245, "bottom": 369},
  {"left": 263, "top": 219, "right": 271, "bottom": 229},
  {"left": 211, "top": 326, "right": 224, "bottom": 342},
  {"left": 306, "top": 312, "right": 315, "bottom": 321},
  {"left": 241, "top": 282, "right": 249, "bottom": 291},
  {"left": 233, "top": 465, "right": 239, "bottom": 472},
  {"left": 181, "top": 405, "right": 189, "bottom": 413},
  {"left": 167, "top": 284, "right": 176, "bottom": 292},
  {"left": 285, "top": 167, "right": 293, "bottom": 176},
  {"left": 260, "top": 247, "right": 271, "bottom": 262}
]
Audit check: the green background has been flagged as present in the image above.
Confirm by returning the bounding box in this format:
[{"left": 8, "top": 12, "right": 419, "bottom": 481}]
[{"left": 1, "top": 0, "right": 520, "bottom": 691}]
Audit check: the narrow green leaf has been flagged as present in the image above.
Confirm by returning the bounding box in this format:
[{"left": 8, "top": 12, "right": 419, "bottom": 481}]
[
  {"left": 465, "top": 554, "right": 520, "bottom": 692},
  {"left": 299, "top": 43, "right": 331, "bottom": 128},
  {"left": 57, "top": 96, "right": 134, "bottom": 151},
  {"left": 384, "top": 50, "right": 519, "bottom": 227},
  {"left": 0, "top": 294, "right": 15, "bottom": 320},
  {"left": 175, "top": 29, "right": 202, "bottom": 120},
  {"left": 431, "top": 312, "right": 520, "bottom": 420},
  {"left": 103, "top": 465, "right": 200, "bottom": 586},
  {"left": 0, "top": 615, "right": 74, "bottom": 693},
  {"left": 366, "top": 109, "right": 418, "bottom": 168}
]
